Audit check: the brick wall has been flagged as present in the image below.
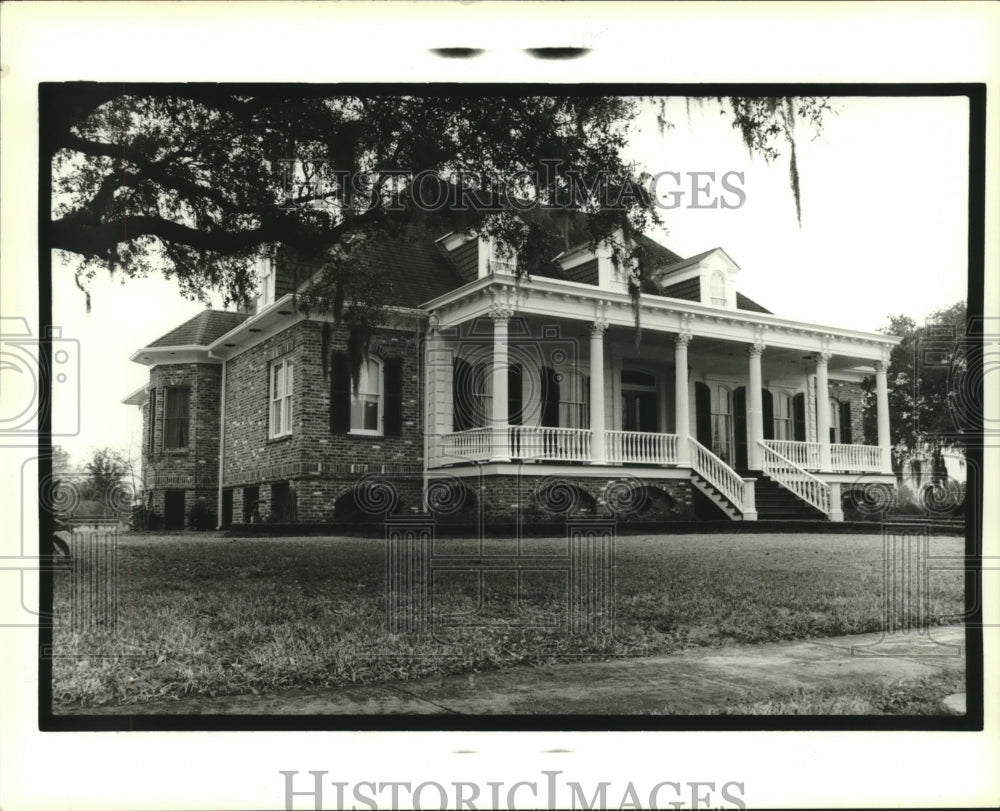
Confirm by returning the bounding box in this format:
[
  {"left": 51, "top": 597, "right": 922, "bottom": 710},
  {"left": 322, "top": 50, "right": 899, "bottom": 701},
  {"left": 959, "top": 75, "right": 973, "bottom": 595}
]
[
  {"left": 142, "top": 362, "right": 222, "bottom": 525},
  {"left": 429, "top": 473, "right": 695, "bottom": 524},
  {"left": 829, "top": 380, "right": 865, "bottom": 444},
  {"left": 221, "top": 317, "right": 425, "bottom": 522}
]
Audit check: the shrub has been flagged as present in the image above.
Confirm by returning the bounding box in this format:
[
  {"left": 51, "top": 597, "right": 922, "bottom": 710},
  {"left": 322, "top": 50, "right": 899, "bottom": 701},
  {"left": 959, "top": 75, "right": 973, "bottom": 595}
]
[
  {"left": 187, "top": 502, "right": 215, "bottom": 531},
  {"left": 130, "top": 506, "right": 162, "bottom": 531}
]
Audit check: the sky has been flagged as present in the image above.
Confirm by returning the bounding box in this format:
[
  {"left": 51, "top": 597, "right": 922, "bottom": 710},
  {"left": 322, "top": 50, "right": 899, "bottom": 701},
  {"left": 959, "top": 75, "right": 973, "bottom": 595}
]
[{"left": 51, "top": 94, "right": 970, "bottom": 465}]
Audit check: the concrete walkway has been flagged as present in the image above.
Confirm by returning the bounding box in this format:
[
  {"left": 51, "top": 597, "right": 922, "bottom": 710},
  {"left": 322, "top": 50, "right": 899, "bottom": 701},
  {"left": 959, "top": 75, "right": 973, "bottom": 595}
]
[{"left": 62, "top": 625, "right": 966, "bottom": 716}]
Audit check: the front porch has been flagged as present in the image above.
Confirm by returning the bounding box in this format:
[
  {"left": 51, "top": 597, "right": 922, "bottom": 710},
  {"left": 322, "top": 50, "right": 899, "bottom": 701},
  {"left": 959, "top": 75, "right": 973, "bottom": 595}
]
[{"left": 422, "top": 271, "right": 900, "bottom": 522}]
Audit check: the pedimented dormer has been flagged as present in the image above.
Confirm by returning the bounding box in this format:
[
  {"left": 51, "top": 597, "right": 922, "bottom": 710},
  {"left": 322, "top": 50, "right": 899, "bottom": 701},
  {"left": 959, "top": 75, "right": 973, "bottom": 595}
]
[{"left": 651, "top": 247, "right": 741, "bottom": 309}]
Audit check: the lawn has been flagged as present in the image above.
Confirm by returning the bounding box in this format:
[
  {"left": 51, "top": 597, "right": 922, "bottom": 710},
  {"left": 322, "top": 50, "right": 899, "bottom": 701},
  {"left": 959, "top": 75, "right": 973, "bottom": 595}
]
[{"left": 50, "top": 531, "right": 965, "bottom": 708}]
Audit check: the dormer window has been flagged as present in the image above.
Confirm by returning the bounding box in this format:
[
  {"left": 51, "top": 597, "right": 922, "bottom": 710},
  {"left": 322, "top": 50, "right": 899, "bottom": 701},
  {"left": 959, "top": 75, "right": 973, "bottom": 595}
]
[
  {"left": 257, "top": 256, "right": 276, "bottom": 309},
  {"left": 710, "top": 271, "right": 727, "bottom": 306},
  {"left": 486, "top": 239, "right": 517, "bottom": 275}
]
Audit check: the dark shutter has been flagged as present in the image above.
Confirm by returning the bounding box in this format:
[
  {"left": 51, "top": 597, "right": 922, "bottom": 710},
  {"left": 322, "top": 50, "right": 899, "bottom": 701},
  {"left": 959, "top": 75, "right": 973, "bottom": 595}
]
[
  {"left": 508, "top": 363, "right": 522, "bottom": 426},
  {"left": 147, "top": 388, "right": 156, "bottom": 454},
  {"left": 793, "top": 393, "right": 806, "bottom": 441},
  {"left": 384, "top": 357, "right": 404, "bottom": 436},
  {"left": 733, "top": 387, "right": 748, "bottom": 472},
  {"left": 761, "top": 389, "right": 775, "bottom": 441},
  {"left": 695, "top": 382, "right": 712, "bottom": 445},
  {"left": 840, "top": 400, "right": 853, "bottom": 444},
  {"left": 541, "top": 366, "right": 560, "bottom": 427},
  {"left": 453, "top": 357, "right": 473, "bottom": 431},
  {"left": 330, "top": 352, "right": 350, "bottom": 434}
]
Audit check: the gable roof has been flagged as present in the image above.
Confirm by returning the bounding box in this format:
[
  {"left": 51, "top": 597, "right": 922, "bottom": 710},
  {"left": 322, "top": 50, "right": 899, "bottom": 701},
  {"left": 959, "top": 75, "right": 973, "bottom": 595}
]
[{"left": 146, "top": 310, "right": 250, "bottom": 348}]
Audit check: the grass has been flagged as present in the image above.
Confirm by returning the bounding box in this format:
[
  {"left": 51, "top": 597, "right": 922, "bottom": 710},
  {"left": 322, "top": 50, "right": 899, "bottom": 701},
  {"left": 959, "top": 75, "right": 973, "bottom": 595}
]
[
  {"left": 712, "top": 667, "right": 966, "bottom": 715},
  {"left": 50, "top": 531, "right": 965, "bottom": 708}
]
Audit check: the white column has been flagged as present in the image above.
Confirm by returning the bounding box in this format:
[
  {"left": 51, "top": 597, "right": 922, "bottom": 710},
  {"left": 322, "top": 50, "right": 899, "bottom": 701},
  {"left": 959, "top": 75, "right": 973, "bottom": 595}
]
[
  {"left": 815, "top": 351, "right": 832, "bottom": 471},
  {"left": 875, "top": 359, "right": 893, "bottom": 474},
  {"left": 489, "top": 307, "right": 511, "bottom": 462},
  {"left": 674, "top": 333, "right": 692, "bottom": 464},
  {"left": 589, "top": 322, "right": 607, "bottom": 465},
  {"left": 747, "top": 343, "right": 765, "bottom": 469}
]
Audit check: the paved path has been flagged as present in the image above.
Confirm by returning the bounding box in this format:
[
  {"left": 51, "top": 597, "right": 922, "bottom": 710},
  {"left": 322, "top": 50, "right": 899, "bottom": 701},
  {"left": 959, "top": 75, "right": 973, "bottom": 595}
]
[{"left": 61, "top": 625, "right": 966, "bottom": 716}]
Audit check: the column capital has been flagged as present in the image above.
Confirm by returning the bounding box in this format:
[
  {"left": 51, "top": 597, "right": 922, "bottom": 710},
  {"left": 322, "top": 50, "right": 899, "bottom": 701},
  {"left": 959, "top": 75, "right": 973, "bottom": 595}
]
[
  {"left": 875, "top": 359, "right": 889, "bottom": 374},
  {"left": 813, "top": 350, "right": 832, "bottom": 366},
  {"left": 590, "top": 320, "right": 609, "bottom": 337},
  {"left": 674, "top": 332, "right": 692, "bottom": 349},
  {"left": 488, "top": 303, "right": 514, "bottom": 324},
  {"left": 747, "top": 342, "right": 765, "bottom": 358}
]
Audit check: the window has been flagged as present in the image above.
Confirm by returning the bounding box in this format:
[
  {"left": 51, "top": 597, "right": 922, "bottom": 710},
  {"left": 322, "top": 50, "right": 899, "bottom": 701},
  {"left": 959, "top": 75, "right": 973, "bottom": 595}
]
[
  {"left": 829, "top": 397, "right": 841, "bottom": 444},
  {"left": 559, "top": 370, "right": 590, "bottom": 429},
  {"left": 350, "top": 356, "right": 383, "bottom": 434},
  {"left": 621, "top": 369, "right": 656, "bottom": 433},
  {"left": 710, "top": 270, "right": 727, "bottom": 306},
  {"left": 164, "top": 387, "right": 190, "bottom": 449},
  {"left": 711, "top": 384, "right": 734, "bottom": 463},
  {"left": 257, "top": 255, "right": 276, "bottom": 309},
  {"left": 270, "top": 357, "right": 294, "bottom": 437},
  {"left": 773, "top": 391, "right": 793, "bottom": 440}
]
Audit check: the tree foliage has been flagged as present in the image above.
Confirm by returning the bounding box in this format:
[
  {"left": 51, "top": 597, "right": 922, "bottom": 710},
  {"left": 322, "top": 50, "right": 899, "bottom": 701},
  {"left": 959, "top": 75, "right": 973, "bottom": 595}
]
[
  {"left": 81, "top": 446, "right": 129, "bottom": 503},
  {"left": 863, "top": 301, "right": 968, "bottom": 474},
  {"left": 48, "top": 86, "right": 827, "bottom": 351}
]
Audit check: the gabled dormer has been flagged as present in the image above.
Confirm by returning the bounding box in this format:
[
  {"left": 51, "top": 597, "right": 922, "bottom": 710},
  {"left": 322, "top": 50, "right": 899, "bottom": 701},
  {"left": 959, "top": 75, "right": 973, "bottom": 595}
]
[{"left": 651, "top": 247, "right": 741, "bottom": 309}]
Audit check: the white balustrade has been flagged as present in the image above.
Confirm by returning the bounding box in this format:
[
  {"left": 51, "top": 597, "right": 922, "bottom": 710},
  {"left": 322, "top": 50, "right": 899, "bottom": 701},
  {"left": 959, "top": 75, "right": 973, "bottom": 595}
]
[
  {"left": 510, "top": 426, "right": 592, "bottom": 462},
  {"left": 688, "top": 437, "right": 747, "bottom": 512},
  {"left": 829, "top": 443, "right": 884, "bottom": 473},
  {"left": 606, "top": 431, "right": 679, "bottom": 465},
  {"left": 758, "top": 441, "right": 832, "bottom": 515},
  {"left": 762, "top": 439, "right": 821, "bottom": 471}
]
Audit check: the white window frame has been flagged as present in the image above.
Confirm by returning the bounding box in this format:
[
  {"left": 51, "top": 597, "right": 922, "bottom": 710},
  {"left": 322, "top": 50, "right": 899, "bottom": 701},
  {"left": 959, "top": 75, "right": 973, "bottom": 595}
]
[
  {"left": 711, "top": 383, "right": 734, "bottom": 464},
  {"left": 258, "top": 256, "right": 276, "bottom": 310},
  {"left": 349, "top": 355, "right": 384, "bottom": 436},
  {"left": 709, "top": 270, "right": 727, "bottom": 307},
  {"left": 559, "top": 368, "right": 591, "bottom": 430},
  {"left": 773, "top": 390, "right": 793, "bottom": 440},
  {"left": 829, "top": 397, "right": 841, "bottom": 444},
  {"left": 269, "top": 357, "right": 294, "bottom": 438}
]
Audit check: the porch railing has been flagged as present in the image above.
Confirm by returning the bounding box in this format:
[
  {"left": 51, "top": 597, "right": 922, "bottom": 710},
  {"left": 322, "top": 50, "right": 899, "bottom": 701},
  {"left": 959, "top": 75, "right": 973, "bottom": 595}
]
[
  {"left": 606, "top": 430, "right": 678, "bottom": 465},
  {"left": 688, "top": 437, "right": 749, "bottom": 514},
  {"left": 761, "top": 439, "right": 821, "bottom": 470},
  {"left": 758, "top": 440, "right": 832, "bottom": 515},
  {"left": 510, "top": 426, "right": 592, "bottom": 462},
  {"left": 830, "top": 443, "right": 884, "bottom": 473},
  {"left": 440, "top": 427, "right": 494, "bottom": 462}
]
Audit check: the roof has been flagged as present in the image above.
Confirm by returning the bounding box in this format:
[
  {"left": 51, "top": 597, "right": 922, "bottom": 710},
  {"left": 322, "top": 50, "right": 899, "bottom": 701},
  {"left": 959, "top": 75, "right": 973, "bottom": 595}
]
[
  {"left": 296, "top": 224, "right": 466, "bottom": 308},
  {"left": 146, "top": 309, "right": 250, "bottom": 348},
  {"left": 736, "top": 292, "right": 771, "bottom": 314}
]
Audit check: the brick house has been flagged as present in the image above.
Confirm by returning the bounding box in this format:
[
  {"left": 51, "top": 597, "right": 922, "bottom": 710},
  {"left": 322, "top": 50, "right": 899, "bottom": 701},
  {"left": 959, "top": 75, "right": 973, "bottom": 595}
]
[{"left": 123, "top": 222, "right": 900, "bottom": 528}]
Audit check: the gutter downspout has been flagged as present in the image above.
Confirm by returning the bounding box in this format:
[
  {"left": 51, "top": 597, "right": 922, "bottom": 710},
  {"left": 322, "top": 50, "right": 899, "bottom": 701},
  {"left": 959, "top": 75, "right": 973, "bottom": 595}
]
[{"left": 209, "top": 350, "right": 227, "bottom": 529}]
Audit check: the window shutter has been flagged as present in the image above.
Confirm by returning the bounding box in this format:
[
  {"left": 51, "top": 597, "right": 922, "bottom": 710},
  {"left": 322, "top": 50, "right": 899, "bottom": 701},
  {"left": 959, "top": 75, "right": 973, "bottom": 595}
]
[
  {"left": 541, "top": 366, "right": 560, "bottom": 427},
  {"left": 840, "top": 400, "right": 853, "bottom": 444},
  {"left": 453, "top": 357, "right": 473, "bottom": 431},
  {"left": 508, "top": 363, "right": 522, "bottom": 426},
  {"left": 761, "top": 389, "right": 775, "bottom": 440},
  {"left": 330, "top": 352, "right": 350, "bottom": 434},
  {"left": 793, "top": 393, "right": 806, "bottom": 442},
  {"left": 384, "top": 357, "right": 403, "bottom": 436},
  {"left": 695, "top": 382, "right": 712, "bottom": 445}
]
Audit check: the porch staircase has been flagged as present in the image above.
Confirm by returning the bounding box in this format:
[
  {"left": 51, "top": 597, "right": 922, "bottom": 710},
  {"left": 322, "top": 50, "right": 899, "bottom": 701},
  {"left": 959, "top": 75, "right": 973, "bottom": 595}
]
[
  {"left": 690, "top": 473, "right": 742, "bottom": 519},
  {"left": 751, "top": 475, "right": 827, "bottom": 520}
]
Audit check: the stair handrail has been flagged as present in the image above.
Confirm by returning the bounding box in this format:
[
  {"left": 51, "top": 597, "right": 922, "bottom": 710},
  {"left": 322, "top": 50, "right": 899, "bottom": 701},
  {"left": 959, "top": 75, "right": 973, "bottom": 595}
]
[
  {"left": 688, "top": 437, "right": 747, "bottom": 512},
  {"left": 757, "top": 440, "right": 832, "bottom": 515}
]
